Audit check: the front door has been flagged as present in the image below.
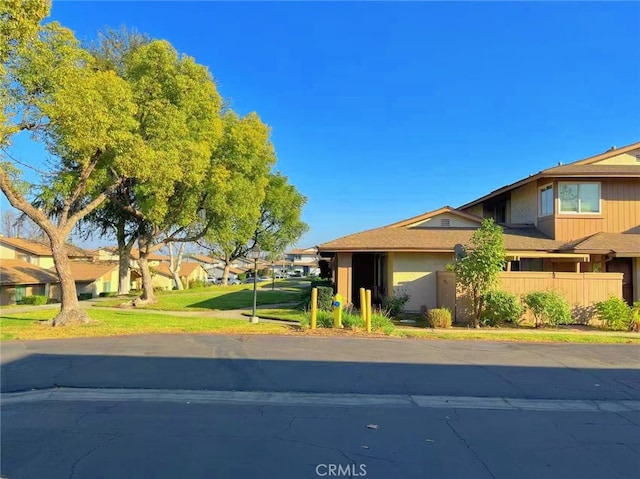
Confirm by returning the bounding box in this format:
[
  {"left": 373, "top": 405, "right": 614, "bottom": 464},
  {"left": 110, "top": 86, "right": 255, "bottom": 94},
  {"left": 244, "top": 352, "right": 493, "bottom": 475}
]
[{"left": 607, "top": 258, "right": 633, "bottom": 305}]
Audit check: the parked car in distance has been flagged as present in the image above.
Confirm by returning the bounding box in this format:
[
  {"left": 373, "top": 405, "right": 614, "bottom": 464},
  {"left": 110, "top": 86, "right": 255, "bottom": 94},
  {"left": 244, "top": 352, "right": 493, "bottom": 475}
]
[
  {"left": 214, "top": 277, "right": 240, "bottom": 285},
  {"left": 244, "top": 277, "right": 269, "bottom": 283},
  {"left": 290, "top": 271, "right": 303, "bottom": 278}
]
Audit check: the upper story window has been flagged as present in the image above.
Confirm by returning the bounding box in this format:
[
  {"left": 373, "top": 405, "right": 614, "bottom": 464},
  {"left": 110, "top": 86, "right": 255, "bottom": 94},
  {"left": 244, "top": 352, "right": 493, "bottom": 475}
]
[
  {"left": 558, "top": 182, "right": 601, "bottom": 214},
  {"left": 538, "top": 184, "right": 553, "bottom": 217}
]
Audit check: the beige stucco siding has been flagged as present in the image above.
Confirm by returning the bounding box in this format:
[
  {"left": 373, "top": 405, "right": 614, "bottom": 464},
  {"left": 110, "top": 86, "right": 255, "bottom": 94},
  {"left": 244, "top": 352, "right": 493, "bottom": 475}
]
[
  {"left": 410, "top": 212, "right": 479, "bottom": 229},
  {"left": 0, "top": 244, "right": 16, "bottom": 259},
  {"left": 392, "top": 252, "right": 452, "bottom": 311},
  {"left": 593, "top": 148, "right": 640, "bottom": 165},
  {"left": 152, "top": 274, "right": 174, "bottom": 291},
  {"left": 510, "top": 182, "right": 538, "bottom": 224},
  {"left": 464, "top": 205, "right": 484, "bottom": 218}
]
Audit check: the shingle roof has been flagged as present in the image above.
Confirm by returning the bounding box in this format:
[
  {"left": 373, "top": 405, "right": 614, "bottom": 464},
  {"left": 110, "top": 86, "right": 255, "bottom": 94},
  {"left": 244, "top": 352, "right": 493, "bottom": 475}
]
[
  {"left": 540, "top": 164, "right": 640, "bottom": 177},
  {"left": 559, "top": 233, "right": 640, "bottom": 255},
  {"left": 0, "top": 259, "right": 60, "bottom": 286},
  {"left": 152, "top": 262, "right": 205, "bottom": 279},
  {"left": 459, "top": 141, "right": 640, "bottom": 210},
  {"left": 0, "top": 237, "right": 89, "bottom": 258},
  {"left": 319, "top": 225, "right": 563, "bottom": 252},
  {"left": 186, "top": 254, "right": 219, "bottom": 264},
  {"left": 66, "top": 261, "right": 118, "bottom": 282}
]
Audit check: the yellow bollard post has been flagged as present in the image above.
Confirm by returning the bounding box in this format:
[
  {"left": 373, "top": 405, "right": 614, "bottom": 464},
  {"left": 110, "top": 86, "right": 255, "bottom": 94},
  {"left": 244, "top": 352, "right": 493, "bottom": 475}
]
[
  {"left": 360, "top": 288, "right": 366, "bottom": 321},
  {"left": 310, "top": 287, "right": 318, "bottom": 330},
  {"left": 333, "top": 293, "right": 343, "bottom": 328},
  {"left": 365, "top": 289, "right": 372, "bottom": 333}
]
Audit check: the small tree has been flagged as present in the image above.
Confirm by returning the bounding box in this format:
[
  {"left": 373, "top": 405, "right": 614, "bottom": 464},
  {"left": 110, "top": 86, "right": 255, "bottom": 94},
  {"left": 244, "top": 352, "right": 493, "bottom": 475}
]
[{"left": 454, "top": 218, "right": 506, "bottom": 327}]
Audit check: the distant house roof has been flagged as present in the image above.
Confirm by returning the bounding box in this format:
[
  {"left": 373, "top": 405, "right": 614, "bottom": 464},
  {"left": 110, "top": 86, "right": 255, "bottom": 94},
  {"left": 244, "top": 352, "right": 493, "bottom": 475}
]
[
  {"left": 288, "top": 247, "right": 317, "bottom": 255},
  {"left": 96, "top": 246, "right": 167, "bottom": 262},
  {"left": 0, "top": 236, "right": 89, "bottom": 258},
  {"left": 319, "top": 225, "right": 563, "bottom": 253},
  {"left": 153, "top": 262, "right": 205, "bottom": 279},
  {"left": 0, "top": 259, "right": 60, "bottom": 286},
  {"left": 459, "top": 141, "right": 640, "bottom": 210},
  {"left": 185, "top": 254, "right": 219, "bottom": 265},
  {"left": 559, "top": 233, "right": 640, "bottom": 257},
  {"left": 66, "top": 261, "right": 118, "bottom": 282}
]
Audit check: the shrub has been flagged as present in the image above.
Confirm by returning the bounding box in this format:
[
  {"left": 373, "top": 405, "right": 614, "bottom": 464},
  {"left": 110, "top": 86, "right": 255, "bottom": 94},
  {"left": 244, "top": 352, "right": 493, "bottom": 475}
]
[
  {"left": 523, "top": 291, "right": 571, "bottom": 327},
  {"left": 481, "top": 290, "right": 525, "bottom": 326},
  {"left": 300, "top": 282, "right": 334, "bottom": 311},
  {"left": 595, "top": 297, "right": 632, "bottom": 331},
  {"left": 77, "top": 293, "right": 93, "bottom": 300},
  {"left": 300, "top": 310, "right": 334, "bottom": 328},
  {"left": 383, "top": 290, "right": 410, "bottom": 317},
  {"left": 371, "top": 310, "right": 395, "bottom": 334},
  {"left": 188, "top": 279, "right": 209, "bottom": 289},
  {"left": 99, "top": 292, "right": 117, "bottom": 298},
  {"left": 631, "top": 302, "right": 640, "bottom": 332},
  {"left": 21, "top": 295, "right": 48, "bottom": 305},
  {"left": 46, "top": 298, "right": 60, "bottom": 304},
  {"left": 427, "top": 308, "right": 452, "bottom": 328}
]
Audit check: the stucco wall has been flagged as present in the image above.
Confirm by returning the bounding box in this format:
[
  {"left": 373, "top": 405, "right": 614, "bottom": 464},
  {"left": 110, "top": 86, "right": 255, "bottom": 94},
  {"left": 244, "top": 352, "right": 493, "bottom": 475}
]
[
  {"left": 594, "top": 149, "right": 640, "bottom": 165},
  {"left": 634, "top": 258, "right": 640, "bottom": 302},
  {"left": 152, "top": 274, "right": 174, "bottom": 291},
  {"left": 510, "top": 182, "right": 538, "bottom": 224},
  {"left": 410, "top": 212, "right": 479, "bottom": 229},
  {"left": 464, "top": 205, "right": 484, "bottom": 218},
  {"left": 0, "top": 244, "right": 16, "bottom": 259},
  {"left": 392, "top": 252, "right": 452, "bottom": 311}
]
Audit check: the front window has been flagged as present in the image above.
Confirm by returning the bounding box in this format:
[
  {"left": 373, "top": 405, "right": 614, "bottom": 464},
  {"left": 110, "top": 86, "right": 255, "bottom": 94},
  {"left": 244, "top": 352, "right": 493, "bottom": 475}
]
[
  {"left": 558, "top": 182, "right": 601, "bottom": 214},
  {"left": 539, "top": 184, "right": 553, "bottom": 217}
]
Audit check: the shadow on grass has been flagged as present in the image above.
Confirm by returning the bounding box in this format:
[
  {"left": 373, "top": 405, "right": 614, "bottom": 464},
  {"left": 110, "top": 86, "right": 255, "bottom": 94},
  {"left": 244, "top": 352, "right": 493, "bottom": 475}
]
[{"left": 187, "top": 290, "right": 299, "bottom": 310}]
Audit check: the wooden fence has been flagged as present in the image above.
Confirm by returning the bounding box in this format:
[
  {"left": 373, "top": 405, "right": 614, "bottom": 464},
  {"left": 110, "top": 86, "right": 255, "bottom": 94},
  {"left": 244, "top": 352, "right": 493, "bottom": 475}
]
[{"left": 436, "top": 271, "right": 624, "bottom": 324}]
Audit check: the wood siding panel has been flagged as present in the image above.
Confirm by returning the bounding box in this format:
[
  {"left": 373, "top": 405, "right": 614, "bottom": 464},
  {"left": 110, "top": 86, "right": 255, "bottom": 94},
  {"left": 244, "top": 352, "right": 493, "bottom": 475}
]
[
  {"left": 438, "top": 271, "right": 623, "bottom": 324},
  {"left": 554, "top": 178, "right": 640, "bottom": 241}
]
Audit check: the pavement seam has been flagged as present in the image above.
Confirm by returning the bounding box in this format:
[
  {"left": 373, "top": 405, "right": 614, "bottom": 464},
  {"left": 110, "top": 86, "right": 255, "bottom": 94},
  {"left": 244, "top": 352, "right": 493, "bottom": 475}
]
[{"left": 2, "top": 387, "right": 640, "bottom": 412}]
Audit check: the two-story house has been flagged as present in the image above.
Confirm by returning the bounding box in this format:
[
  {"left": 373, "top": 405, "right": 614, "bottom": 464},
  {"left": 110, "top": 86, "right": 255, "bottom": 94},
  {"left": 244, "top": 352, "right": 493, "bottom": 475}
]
[
  {"left": 318, "top": 142, "right": 639, "bottom": 314},
  {"left": 285, "top": 248, "right": 320, "bottom": 276}
]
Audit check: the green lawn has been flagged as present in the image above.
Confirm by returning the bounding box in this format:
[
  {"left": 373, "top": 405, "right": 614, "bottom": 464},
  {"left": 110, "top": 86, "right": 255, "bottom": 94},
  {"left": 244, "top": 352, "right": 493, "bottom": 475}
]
[
  {"left": 102, "top": 284, "right": 302, "bottom": 311},
  {"left": 0, "top": 309, "right": 295, "bottom": 341},
  {"left": 241, "top": 308, "right": 308, "bottom": 322}
]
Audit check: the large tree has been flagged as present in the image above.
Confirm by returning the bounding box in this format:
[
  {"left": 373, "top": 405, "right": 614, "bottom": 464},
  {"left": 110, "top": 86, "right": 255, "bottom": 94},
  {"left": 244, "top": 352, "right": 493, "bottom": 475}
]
[
  {"left": 103, "top": 39, "right": 224, "bottom": 304},
  {"left": 201, "top": 173, "right": 309, "bottom": 285},
  {"left": 0, "top": 6, "right": 143, "bottom": 325}
]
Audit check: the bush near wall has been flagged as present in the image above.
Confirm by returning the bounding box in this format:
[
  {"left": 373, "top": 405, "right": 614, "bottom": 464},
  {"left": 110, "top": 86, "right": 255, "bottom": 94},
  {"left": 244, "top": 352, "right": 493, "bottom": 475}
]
[
  {"left": 595, "top": 297, "right": 632, "bottom": 331},
  {"left": 481, "top": 290, "right": 525, "bottom": 326},
  {"left": 300, "top": 281, "right": 335, "bottom": 311},
  {"left": 99, "top": 292, "right": 117, "bottom": 298},
  {"left": 20, "top": 295, "right": 48, "bottom": 306},
  {"left": 77, "top": 293, "right": 93, "bottom": 301},
  {"left": 427, "top": 308, "right": 452, "bottom": 328},
  {"left": 523, "top": 291, "right": 571, "bottom": 328}
]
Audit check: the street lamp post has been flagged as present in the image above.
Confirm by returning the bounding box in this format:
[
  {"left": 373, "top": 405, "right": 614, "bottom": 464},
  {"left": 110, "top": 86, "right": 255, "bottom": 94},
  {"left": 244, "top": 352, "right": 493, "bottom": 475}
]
[
  {"left": 249, "top": 244, "right": 261, "bottom": 324},
  {"left": 271, "top": 261, "right": 275, "bottom": 291}
]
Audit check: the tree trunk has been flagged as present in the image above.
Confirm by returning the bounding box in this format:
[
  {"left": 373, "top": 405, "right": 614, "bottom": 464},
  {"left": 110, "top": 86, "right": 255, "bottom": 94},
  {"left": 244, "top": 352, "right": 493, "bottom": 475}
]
[
  {"left": 50, "top": 235, "right": 89, "bottom": 326},
  {"left": 168, "top": 243, "right": 185, "bottom": 290},
  {"left": 116, "top": 219, "right": 134, "bottom": 295},
  {"left": 134, "top": 236, "right": 156, "bottom": 305},
  {"left": 222, "top": 261, "right": 231, "bottom": 286}
]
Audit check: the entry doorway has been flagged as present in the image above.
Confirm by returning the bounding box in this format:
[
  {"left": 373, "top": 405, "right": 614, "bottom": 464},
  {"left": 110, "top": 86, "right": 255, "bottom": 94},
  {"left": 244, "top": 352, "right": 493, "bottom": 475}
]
[
  {"left": 351, "top": 253, "right": 388, "bottom": 308},
  {"left": 607, "top": 258, "right": 633, "bottom": 305}
]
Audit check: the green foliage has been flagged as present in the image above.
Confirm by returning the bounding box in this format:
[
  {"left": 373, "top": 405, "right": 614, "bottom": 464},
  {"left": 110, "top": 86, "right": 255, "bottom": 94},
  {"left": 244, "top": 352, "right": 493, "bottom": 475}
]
[
  {"left": 77, "top": 293, "right": 93, "bottom": 301},
  {"left": 383, "top": 289, "right": 410, "bottom": 317},
  {"left": 98, "top": 292, "right": 117, "bottom": 298},
  {"left": 454, "top": 219, "right": 506, "bottom": 326},
  {"left": 595, "top": 297, "right": 632, "bottom": 331},
  {"left": 300, "top": 284, "right": 334, "bottom": 311},
  {"left": 631, "top": 302, "right": 640, "bottom": 332},
  {"left": 481, "top": 290, "right": 525, "bottom": 326},
  {"left": 523, "top": 291, "right": 572, "bottom": 327},
  {"left": 300, "top": 309, "right": 395, "bottom": 334},
  {"left": 427, "top": 308, "right": 452, "bottom": 328},
  {"left": 188, "top": 279, "right": 209, "bottom": 289},
  {"left": 20, "top": 295, "right": 48, "bottom": 305}
]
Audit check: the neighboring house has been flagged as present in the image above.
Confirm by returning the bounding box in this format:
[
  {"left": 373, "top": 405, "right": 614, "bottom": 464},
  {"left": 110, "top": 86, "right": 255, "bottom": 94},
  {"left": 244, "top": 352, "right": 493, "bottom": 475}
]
[
  {"left": 0, "top": 236, "right": 91, "bottom": 268},
  {"left": 318, "top": 142, "right": 640, "bottom": 317},
  {"left": 151, "top": 263, "right": 209, "bottom": 290},
  {"left": 93, "top": 247, "right": 168, "bottom": 268},
  {"left": 285, "top": 247, "right": 320, "bottom": 276},
  {"left": 0, "top": 259, "right": 60, "bottom": 305},
  {"left": 184, "top": 254, "right": 224, "bottom": 276},
  {"left": 67, "top": 261, "right": 120, "bottom": 298}
]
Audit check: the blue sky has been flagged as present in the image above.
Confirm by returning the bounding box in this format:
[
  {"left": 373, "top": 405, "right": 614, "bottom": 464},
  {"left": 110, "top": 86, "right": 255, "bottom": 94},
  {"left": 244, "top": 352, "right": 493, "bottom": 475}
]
[{"left": 6, "top": 1, "right": 640, "bottom": 249}]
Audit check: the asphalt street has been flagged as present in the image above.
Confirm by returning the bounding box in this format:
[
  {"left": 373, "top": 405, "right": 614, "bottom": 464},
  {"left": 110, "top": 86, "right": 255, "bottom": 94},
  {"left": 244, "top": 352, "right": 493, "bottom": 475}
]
[{"left": 1, "top": 334, "right": 639, "bottom": 478}]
